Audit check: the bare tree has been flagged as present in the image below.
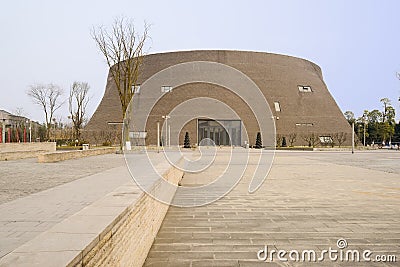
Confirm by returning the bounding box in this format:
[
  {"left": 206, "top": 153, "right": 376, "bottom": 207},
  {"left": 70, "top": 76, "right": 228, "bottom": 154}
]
[
  {"left": 276, "top": 134, "right": 283, "bottom": 148},
  {"left": 91, "top": 17, "right": 149, "bottom": 121},
  {"left": 333, "top": 132, "right": 347, "bottom": 147},
  {"left": 380, "top": 98, "right": 391, "bottom": 122},
  {"left": 69, "top": 82, "right": 90, "bottom": 140},
  {"left": 99, "top": 131, "right": 113, "bottom": 146},
  {"left": 27, "top": 83, "right": 63, "bottom": 140},
  {"left": 288, "top": 133, "right": 297, "bottom": 147},
  {"left": 12, "top": 107, "right": 26, "bottom": 142},
  {"left": 302, "top": 133, "right": 319, "bottom": 147},
  {"left": 91, "top": 131, "right": 99, "bottom": 146}
]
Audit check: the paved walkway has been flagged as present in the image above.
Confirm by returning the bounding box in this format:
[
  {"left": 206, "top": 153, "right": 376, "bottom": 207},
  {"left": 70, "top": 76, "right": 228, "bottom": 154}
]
[
  {"left": 145, "top": 151, "right": 400, "bottom": 266},
  {"left": 0, "top": 154, "right": 126, "bottom": 204},
  {"left": 0, "top": 154, "right": 129, "bottom": 259}
]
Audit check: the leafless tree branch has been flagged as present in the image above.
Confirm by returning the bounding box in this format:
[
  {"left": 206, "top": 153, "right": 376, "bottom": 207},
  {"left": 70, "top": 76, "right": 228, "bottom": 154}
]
[
  {"left": 91, "top": 16, "right": 149, "bottom": 121},
  {"left": 27, "top": 83, "right": 64, "bottom": 140},
  {"left": 69, "top": 81, "right": 90, "bottom": 140}
]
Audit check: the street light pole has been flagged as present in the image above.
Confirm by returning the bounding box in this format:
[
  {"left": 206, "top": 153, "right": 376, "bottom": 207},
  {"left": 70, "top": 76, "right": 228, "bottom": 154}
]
[
  {"left": 352, "top": 122, "right": 355, "bottom": 154},
  {"left": 168, "top": 124, "right": 171, "bottom": 147},
  {"left": 52, "top": 118, "right": 57, "bottom": 143},
  {"left": 363, "top": 122, "right": 366, "bottom": 147},
  {"left": 162, "top": 115, "right": 170, "bottom": 148},
  {"left": 362, "top": 114, "right": 367, "bottom": 147},
  {"left": 157, "top": 121, "right": 160, "bottom": 153}
]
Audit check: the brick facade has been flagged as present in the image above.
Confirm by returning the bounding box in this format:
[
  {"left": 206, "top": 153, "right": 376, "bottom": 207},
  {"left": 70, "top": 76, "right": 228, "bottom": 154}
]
[{"left": 85, "top": 50, "right": 351, "bottom": 147}]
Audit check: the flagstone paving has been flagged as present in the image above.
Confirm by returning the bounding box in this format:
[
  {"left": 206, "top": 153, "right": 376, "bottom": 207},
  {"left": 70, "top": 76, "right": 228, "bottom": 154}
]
[
  {"left": 0, "top": 153, "right": 126, "bottom": 204},
  {"left": 0, "top": 153, "right": 129, "bottom": 259},
  {"left": 144, "top": 150, "right": 400, "bottom": 266}
]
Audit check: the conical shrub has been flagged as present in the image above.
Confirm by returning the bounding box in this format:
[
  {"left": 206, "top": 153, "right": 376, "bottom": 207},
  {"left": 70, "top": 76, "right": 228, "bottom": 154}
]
[
  {"left": 183, "top": 132, "right": 191, "bottom": 148},
  {"left": 255, "top": 132, "right": 262, "bottom": 149}
]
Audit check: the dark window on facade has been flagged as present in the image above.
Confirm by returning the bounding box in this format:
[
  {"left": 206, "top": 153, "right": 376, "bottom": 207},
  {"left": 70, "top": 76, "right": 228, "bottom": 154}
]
[
  {"left": 132, "top": 85, "right": 141, "bottom": 94},
  {"left": 298, "top": 85, "right": 312, "bottom": 92}
]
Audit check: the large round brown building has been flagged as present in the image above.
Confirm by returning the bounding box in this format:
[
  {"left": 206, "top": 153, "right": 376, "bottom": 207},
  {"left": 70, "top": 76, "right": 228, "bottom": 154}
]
[{"left": 85, "top": 50, "right": 351, "bottom": 147}]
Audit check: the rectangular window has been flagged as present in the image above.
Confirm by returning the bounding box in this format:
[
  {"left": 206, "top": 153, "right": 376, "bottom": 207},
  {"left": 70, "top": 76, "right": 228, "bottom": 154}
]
[
  {"left": 161, "top": 86, "right": 173, "bottom": 93},
  {"left": 298, "top": 85, "right": 312, "bottom": 92},
  {"left": 132, "top": 85, "right": 141, "bottom": 94},
  {"left": 319, "top": 136, "right": 333, "bottom": 144},
  {"left": 129, "top": 131, "right": 147, "bottom": 139},
  {"left": 295, "top": 123, "right": 314, "bottom": 126},
  {"left": 274, "top": 101, "right": 281, "bottom": 112}
]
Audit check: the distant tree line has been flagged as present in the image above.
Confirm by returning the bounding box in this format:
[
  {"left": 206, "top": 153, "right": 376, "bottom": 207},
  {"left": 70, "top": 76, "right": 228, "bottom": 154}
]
[{"left": 344, "top": 98, "right": 399, "bottom": 146}]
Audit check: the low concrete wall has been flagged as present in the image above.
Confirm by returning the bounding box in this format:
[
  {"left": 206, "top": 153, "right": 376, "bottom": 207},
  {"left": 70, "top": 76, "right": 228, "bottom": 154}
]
[
  {"left": 37, "top": 147, "right": 117, "bottom": 163},
  {"left": 68, "top": 163, "right": 184, "bottom": 267},
  {"left": 313, "top": 147, "right": 351, "bottom": 151},
  {"left": 0, "top": 142, "right": 55, "bottom": 161},
  {"left": 276, "top": 147, "right": 313, "bottom": 151}
]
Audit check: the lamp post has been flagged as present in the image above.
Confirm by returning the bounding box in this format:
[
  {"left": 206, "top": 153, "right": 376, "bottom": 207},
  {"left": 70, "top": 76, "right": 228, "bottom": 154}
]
[
  {"left": 362, "top": 114, "right": 367, "bottom": 147},
  {"left": 157, "top": 121, "right": 160, "bottom": 153},
  {"left": 168, "top": 124, "right": 171, "bottom": 147},
  {"left": 352, "top": 122, "right": 355, "bottom": 154},
  {"left": 52, "top": 118, "right": 57, "bottom": 143},
  {"left": 363, "top": 122, "right": 366, "bottom": 147},
  {"left": 67, "top": 115, "right": 72, "bottom": 141},
  {"left": 162, "top": 115, "right": 170, "bottom": 147}
]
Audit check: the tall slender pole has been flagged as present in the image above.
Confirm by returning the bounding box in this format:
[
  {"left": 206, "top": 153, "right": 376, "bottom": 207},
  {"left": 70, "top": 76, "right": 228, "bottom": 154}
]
[
  {"left": 168, "top": 125, "right": 171, "bottom": 147},
  {"left": 165, "top": 118, "right": 168, "bottom": 148},
  {"left": 162, "top": 115, "right": 170, "bottom": 148},
  {"left": 157, "top": 122, "right": 160, "bottom": 153},
  {"left": 352, "top": 122, "right": 355, "bottom": 154},
  {"left": 363, "top": 123, "right": 366, "bottom": 146}
]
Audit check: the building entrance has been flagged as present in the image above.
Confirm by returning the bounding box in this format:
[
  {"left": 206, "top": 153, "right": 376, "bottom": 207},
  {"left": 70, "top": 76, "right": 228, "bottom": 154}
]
[{"left": 198, "top": 119, "right": 241, "bottom": 146}]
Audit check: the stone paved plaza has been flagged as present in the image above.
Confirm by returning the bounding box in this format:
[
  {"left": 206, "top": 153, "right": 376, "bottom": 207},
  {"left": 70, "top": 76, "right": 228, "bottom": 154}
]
[
  {"left": 0, "top": 154, "right": 126, "bottom": 204},
  {"left": 0, "top": 154, "right": 129, "bottom": 259},
  {"left": 0, "top": 150, "right": 399, "bottom": 266},
  {"left": 145, "top": 151, "right": 400, "bottom": 266}
]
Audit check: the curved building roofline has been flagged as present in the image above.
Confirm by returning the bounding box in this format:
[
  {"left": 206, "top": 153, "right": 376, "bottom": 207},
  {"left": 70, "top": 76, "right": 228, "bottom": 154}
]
[
  {"left": 139, "top": 49, "right": 322, "bottom": 72},
  {"left": 108, "top": 50, "right": 323, "bottom": 79}
]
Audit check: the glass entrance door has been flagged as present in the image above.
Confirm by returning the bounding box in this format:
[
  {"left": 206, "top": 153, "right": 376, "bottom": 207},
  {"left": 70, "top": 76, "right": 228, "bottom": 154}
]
[{"left": 198, "top": 119, "right": 241, "bottom": 146}]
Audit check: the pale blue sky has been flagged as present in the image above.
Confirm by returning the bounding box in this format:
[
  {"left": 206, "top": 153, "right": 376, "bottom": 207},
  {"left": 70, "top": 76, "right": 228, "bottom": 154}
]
[{"left": 0, "top": 0, "right": 399, "bottom": 122}]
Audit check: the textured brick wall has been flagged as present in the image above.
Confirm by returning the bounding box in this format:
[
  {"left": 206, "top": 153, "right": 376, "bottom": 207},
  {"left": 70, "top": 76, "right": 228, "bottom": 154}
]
[
  {"left": 85, "top": 50, "right": 352, "bottom": 147},
  {"left": 145, "top": 83, "right": 259, "bottom": 146}
]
